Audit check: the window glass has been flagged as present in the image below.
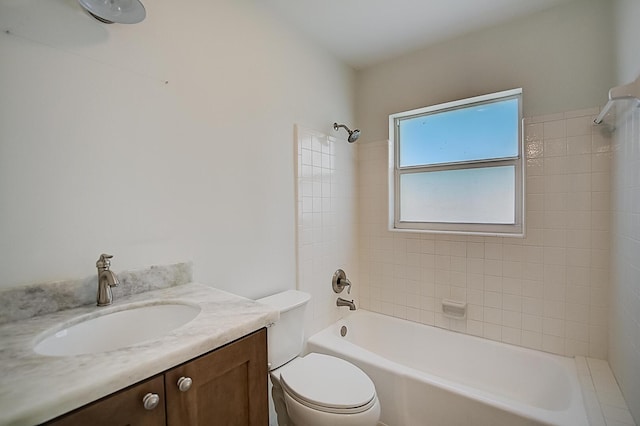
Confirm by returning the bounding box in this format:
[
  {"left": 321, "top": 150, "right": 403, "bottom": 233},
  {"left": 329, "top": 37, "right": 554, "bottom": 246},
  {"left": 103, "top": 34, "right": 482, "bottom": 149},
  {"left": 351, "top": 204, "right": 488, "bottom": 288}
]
[
  {"left": 399, "top": 166, "right": 515, "bottom": 224},
  {"left": 399, "top": 98, "right": 519, "bottom": 167}
]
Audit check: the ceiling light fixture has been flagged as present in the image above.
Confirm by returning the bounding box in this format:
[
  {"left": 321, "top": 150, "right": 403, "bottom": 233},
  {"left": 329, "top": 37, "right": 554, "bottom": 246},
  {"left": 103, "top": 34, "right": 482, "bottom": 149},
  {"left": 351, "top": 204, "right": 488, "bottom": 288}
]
[{"left": 78, "top": 0, "right": 146, "bottom": 24}]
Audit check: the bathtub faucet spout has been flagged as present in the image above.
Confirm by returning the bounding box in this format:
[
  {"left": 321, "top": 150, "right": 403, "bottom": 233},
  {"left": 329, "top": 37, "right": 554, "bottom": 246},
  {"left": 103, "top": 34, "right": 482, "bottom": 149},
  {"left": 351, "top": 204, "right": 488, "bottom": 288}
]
[{"left": 337, "top": 297, "right": 356, "bottom": 311}]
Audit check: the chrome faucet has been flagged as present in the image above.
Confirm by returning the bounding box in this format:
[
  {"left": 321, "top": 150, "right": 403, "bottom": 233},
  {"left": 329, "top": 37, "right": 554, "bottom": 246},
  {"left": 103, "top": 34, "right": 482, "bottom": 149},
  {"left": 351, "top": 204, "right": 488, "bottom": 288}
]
[
  {"left": 337, "top": 297, "right": 356, "bottom": 311},
  {"left": 96, "top": 254, "right": 119, "bottom": 306}
]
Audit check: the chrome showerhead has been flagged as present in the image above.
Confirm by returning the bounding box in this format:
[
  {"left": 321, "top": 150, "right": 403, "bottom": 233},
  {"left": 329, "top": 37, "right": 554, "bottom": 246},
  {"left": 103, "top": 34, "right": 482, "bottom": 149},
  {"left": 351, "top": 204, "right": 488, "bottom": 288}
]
[{"left": 333, "top": 122, "right": 360, "bottom": 143}]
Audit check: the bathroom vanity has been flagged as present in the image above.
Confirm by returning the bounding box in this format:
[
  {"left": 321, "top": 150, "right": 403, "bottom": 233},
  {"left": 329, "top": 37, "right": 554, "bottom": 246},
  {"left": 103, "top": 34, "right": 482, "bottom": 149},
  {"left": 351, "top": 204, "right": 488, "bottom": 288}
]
[
  {"left": 0, "top": 282, "right": 278, "bottom": 426},
  {"left": 46, "top": 329, "right": 267, "bottom": 425}
]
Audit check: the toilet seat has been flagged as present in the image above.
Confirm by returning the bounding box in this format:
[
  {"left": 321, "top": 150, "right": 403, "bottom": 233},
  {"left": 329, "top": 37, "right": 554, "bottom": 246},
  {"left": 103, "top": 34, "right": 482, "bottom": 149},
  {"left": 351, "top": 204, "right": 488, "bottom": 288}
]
[{"left": 279, "top": 353, "right": 377, "bottom": 414}]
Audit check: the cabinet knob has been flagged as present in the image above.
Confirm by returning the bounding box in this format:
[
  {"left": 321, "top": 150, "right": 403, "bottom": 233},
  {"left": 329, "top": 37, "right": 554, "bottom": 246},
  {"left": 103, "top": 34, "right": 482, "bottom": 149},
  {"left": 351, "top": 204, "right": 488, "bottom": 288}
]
[
  {"left": 177, "top": 376, "right": 193, "bottom": 392},
  {"left": 142, "top": 393, "right": 160, "bottom": 410}
]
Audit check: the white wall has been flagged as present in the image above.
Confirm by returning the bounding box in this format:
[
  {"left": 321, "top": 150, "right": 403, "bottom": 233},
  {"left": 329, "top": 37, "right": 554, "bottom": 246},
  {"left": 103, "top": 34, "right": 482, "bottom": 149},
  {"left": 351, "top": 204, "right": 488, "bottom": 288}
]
[
  {"left": 609, "top": 0, "right": 640, "bottom": 421},
  {"left": 614, "top": 0, "right": 640, "bottom": 84},
  {"left": 0, "top": 0, "right": 354, "bottom": 297},
  {"left": 356, "top": 0, "right": 614, "bottom": 143}
]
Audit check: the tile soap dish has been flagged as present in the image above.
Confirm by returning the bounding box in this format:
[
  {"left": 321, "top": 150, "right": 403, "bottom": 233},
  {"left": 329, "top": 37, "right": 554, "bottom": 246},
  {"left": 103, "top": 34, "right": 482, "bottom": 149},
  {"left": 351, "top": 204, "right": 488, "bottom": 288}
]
[{"left": 442, "top": 299, "right": 467, "bottom": 319}]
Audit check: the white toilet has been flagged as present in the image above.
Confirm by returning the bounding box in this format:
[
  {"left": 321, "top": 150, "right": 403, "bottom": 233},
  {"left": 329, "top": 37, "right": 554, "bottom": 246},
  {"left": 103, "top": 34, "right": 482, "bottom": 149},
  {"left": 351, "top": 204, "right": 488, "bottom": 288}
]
[{"left": 257, "top": 290, "right": 380, "bottom": 426}]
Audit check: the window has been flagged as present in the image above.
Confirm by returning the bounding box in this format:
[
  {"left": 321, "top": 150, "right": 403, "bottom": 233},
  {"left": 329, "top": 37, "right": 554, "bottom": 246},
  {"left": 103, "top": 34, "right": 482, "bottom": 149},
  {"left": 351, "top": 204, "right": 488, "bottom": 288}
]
[{"left": 389, "top": 89, "right": 524, "bottom": 236}]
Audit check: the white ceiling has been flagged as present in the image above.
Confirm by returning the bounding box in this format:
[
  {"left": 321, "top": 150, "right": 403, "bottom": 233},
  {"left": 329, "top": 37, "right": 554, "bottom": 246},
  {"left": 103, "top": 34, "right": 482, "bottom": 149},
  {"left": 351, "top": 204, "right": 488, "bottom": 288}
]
[{"left": 257, "top": 0, "right": 578, "bottom": 69}]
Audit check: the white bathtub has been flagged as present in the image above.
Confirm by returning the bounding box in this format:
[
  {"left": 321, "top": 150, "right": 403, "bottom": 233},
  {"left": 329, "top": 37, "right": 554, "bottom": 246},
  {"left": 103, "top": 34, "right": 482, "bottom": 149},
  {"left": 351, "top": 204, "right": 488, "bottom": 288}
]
[{"left": 307, "top": 310, "right": 589, "bottom": 426}]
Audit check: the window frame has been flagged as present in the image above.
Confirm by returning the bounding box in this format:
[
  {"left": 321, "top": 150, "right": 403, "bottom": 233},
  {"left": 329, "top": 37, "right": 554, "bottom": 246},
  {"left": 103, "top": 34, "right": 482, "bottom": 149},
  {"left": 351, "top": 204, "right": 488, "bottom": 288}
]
[{"left": 388, "top": 88, "right": 525, "bottom": 237}]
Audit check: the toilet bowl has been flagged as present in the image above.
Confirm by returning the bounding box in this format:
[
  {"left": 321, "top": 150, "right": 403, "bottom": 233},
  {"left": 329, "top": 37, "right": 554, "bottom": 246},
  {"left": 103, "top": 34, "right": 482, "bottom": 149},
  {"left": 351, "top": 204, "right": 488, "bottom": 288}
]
[
  {"left": 271, "top": 353, "right": 380, "bottom": 426},
  {"left": 257, "top": 290, "right": 380, "bottom": 426}
]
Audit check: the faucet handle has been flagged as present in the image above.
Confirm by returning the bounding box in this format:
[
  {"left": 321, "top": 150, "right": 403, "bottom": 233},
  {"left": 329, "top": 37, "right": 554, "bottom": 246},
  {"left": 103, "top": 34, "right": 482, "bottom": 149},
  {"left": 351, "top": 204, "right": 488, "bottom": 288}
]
[
  {"left": 96, "top": 253, "right": 113, "bottom": 269},
  {"left": 340, "top": 277, "right": 352, "bottom": 294},
  {"left": 332, "top": 269, "right": 352, "bottom": 294}
]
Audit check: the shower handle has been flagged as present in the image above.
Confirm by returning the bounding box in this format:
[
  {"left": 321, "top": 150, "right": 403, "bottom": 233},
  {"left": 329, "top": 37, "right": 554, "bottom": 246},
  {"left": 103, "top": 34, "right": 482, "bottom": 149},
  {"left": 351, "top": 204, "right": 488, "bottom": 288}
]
[{"left": 332, "top": 269, "right": 351, "bottom": 294}]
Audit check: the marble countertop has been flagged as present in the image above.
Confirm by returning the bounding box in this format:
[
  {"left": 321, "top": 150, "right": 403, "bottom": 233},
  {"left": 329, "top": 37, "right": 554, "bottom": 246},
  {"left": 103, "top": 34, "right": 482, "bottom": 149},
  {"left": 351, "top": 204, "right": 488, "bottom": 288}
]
[{"left": 0, "top": 283, "right": 279, "bottom": 426}]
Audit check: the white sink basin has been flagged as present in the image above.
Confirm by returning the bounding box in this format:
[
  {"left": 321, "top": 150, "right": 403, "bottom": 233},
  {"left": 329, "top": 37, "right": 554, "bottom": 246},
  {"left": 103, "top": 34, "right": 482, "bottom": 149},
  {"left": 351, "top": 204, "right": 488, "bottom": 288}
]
[{"left": 34, "top": 301, "right": 201, "bottom": 356}]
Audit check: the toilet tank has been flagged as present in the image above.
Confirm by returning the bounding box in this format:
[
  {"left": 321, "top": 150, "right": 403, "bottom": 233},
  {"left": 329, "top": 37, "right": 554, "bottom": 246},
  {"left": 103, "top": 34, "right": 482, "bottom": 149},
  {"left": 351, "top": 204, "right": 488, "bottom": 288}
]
[{"left": 257, "top": 290, "right": 311, "bottom": 370}]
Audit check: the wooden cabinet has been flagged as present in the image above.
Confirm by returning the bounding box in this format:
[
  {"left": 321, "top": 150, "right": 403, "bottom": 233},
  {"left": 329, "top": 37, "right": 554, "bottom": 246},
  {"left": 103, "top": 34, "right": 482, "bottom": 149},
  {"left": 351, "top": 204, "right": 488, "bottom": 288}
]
[
  {"left": 166, "top": 328, "right": 268, "bottom": 426},
  {"left": 45, "top": 375, "right": 166, "bottom": 426},
  {"left": 45, "top": 329, "right": 267, "bottom": 426}
]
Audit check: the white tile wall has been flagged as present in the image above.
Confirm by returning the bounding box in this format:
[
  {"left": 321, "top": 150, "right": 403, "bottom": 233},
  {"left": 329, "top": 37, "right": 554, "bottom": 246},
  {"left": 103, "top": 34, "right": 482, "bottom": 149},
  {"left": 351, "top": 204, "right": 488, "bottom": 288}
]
[
  {"left": 609, "top": 101, "right": 640, "bottom": 422},
  {"left": 576, "top": 356, "right": 637, "bottom": 426},
  {"left": 357, "top": 107, "right": 611, "bottom": 358},
  {"left": 295, "top": 126, "right": 359, "bottom": 339}
]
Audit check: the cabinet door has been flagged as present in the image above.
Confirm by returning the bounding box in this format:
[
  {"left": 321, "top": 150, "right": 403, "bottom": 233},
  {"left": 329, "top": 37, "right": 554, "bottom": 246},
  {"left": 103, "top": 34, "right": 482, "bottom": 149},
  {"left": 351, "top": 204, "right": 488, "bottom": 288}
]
[
  {"left": 165, "top": 328, "right": 268, "bottom": 426},
  {"left": 45, "top": 375, "right": 165, "bottom": 426}
]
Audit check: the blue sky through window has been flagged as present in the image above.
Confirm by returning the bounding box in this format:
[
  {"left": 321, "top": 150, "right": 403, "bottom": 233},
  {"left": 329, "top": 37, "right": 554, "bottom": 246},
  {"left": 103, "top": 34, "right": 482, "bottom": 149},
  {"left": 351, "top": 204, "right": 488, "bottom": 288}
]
[{"left": 399, "top": 98, "right": 519, "bottom": 167}]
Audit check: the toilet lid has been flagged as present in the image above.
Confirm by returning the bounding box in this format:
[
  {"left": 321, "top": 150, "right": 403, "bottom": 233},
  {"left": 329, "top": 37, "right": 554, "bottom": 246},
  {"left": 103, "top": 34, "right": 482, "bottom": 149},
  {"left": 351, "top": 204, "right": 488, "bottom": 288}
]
[{"left": 279, "top": 353, "right": 376, "bottom": 411}]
